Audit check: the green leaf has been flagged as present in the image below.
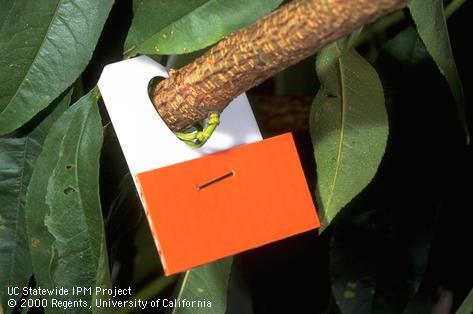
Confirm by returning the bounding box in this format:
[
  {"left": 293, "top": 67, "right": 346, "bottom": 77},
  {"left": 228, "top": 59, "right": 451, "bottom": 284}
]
[
  {"left": 105, "top": 173, "right": 142, "bottom": 265},
  {"left": 172, "top": 258, "right": 233, "bottom": 314},
  {"left": 383, "top": 27, "right": 428, "bottom": 65},
  {"left": 0, "top": 91, "right": 71, "bottom": 312},
  {"left": 274, "top": 56, "right": 317, "bottom": 96},
  {"left": 330, "top": 205, "right": 433, "bottom": 313},
  {"left": 124, "top": 0, "right": 283, "bottom": 56},
  {"left": 226, "top": 262, "right": 254, "bottom": 314},
  {"left": 457, "top": 288, "right": 473, "bottom": 314},
  {"left": 310, "top": 43, "right": 388, "bottom": 229},
  {"left": 0, "top": 0, "right": 14, "bottom": 26},
  {"left": 0, "top": 0, "right": 114, "bottom": 135},
  {"left": 25, "top": 89, "right": 109, "bottom": 312},
  {"left": 166, "top": 49, "right": 209, "bottom": 69},
  {"left": 132, "top": 221, "right": 162, "bottom": 285},
  {"left": 409, "top": 0, "right": 468, "bottom": 141}
]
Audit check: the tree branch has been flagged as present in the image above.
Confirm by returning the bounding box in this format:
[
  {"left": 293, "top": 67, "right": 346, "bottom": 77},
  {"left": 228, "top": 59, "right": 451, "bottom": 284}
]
[{"left": 152, "top": 0, "right": 409, "bottom": 132}]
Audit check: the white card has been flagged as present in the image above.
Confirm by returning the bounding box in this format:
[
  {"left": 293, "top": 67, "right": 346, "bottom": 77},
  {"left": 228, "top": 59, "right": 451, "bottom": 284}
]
[{"left": 98, "top": 56, "right": 262, "bottom": 177}]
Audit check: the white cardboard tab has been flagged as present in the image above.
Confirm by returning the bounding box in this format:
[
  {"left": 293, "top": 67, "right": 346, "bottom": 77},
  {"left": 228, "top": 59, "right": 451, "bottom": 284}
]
[{"left": 97, "top": 56, "right": 262, "bottom": 177}]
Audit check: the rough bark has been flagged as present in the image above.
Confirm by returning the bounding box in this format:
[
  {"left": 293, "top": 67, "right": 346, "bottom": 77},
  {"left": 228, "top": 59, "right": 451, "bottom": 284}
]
[{"left": 152, "top": 0, "right": 409, "bottom": 132}]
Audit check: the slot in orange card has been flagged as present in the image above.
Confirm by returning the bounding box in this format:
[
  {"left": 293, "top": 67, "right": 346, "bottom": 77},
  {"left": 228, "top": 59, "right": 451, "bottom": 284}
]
[{"left": 136, "top": 133, "right": 319, "bottom": 275}]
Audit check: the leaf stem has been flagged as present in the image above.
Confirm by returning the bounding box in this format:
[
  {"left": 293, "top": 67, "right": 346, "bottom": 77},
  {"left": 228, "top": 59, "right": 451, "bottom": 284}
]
[
  {"left": 445, "top": 0, "right": 465, "bottom": 19},
  {"left": 115, "top": 275, "right": 176, "bottom": 314}
]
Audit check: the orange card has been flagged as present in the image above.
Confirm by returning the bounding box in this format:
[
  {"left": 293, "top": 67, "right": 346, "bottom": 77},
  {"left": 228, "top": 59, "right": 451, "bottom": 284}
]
[{"left": 136, "top": 133, "right": 319, "bottom": 275}]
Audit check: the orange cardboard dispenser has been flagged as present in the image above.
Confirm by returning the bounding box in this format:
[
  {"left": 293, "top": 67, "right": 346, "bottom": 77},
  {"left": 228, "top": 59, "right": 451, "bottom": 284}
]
[{"left": 98, "top": 56, "right": 319, "bottom": 276}]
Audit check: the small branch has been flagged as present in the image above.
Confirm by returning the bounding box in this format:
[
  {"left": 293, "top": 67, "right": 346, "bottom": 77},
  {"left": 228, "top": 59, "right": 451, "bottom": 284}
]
[
  {"left": 445, "top": 0, "right": 465, "bottom": 19},
  {"left": 152, "top": 0, "right": 409, "bottom": 132}
]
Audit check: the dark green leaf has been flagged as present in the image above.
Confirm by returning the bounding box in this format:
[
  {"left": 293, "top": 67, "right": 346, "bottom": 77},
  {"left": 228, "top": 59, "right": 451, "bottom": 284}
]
[
  {"left": 0, "top": 0, "right": 14, "bottom": 26},
  {"left": 0, "top": 91, "right": 71, "bottom": 312},
  {"left": 274, "top": 56, "right": 317, "bottom": 96},
  {"left": 409, "top": 0, "right": 468, "bottom": 141},
  {"left": 383, "top": 27, "right": 428, "bottom": 65},
  {"left": 457, "top": 288, "right": 473, "bottom": 314},
  {"left": 330, "top": 205, "right": 433, "bottom": 314},
  {"left": 226, "top": 262, "right": 253, "bottom": 314},
  {"left": 310, "top": 43, "right": 388, "bottom": 229},
  {"left": 0, "top": 0, "right": 114, "bottom": 135},
  {"left": 172, "top": 258, "right": 233, "bottom": 314},
  {"left": 25, "top": 89, "right": 109, "bottom": 312},
  {"left": 124, "top": 0, "right": 283, "bottom": 56},
  {"left": 166, "top": 49, "right": 209, "bottom": 69},
  {"left": 105, "top": 173, "right": 142, "bottom": 265},
  {"left": 132, "top": 220, "right": 163, "bottom": 285}
]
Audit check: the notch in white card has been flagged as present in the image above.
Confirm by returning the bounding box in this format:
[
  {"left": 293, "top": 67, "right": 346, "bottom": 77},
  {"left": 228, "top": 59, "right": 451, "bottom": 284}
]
[{"left": 98, "top": 56, "right": 262, "bottom": 177}]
